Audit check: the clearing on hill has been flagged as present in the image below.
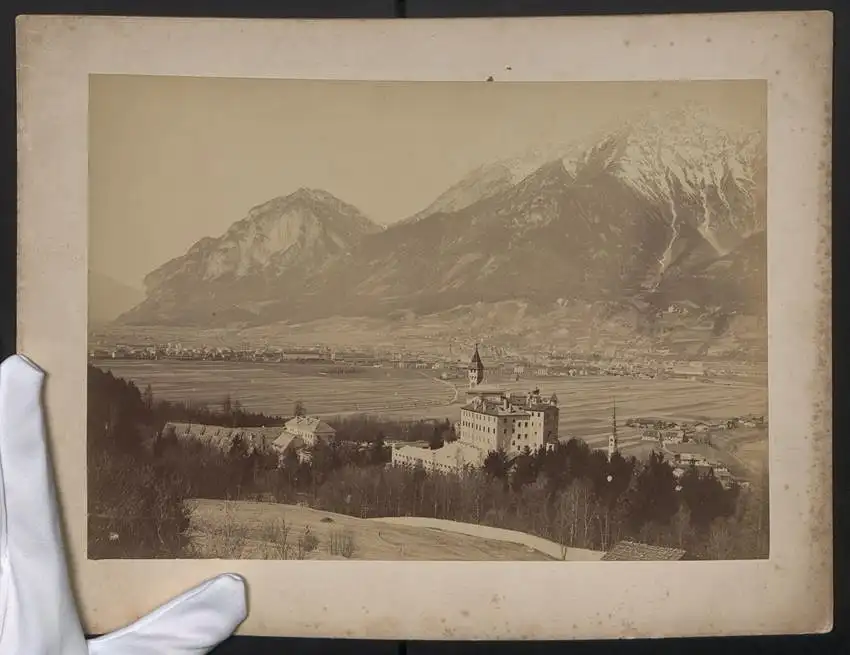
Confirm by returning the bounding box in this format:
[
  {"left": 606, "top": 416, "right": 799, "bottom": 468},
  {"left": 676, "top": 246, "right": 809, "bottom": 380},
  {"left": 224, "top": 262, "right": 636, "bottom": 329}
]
[{"left": 185, "top": 499, "right": 558, "bottom": 561}]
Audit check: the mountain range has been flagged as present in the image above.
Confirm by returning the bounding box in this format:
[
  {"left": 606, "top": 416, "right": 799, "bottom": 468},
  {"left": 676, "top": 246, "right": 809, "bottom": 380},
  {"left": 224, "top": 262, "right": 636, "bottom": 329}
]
[
  {"left": 114, "top": 105, "right": 767, "bottom": 352},
  {"left": 89, "top": 271, "right": 146, "bottom": 325}
]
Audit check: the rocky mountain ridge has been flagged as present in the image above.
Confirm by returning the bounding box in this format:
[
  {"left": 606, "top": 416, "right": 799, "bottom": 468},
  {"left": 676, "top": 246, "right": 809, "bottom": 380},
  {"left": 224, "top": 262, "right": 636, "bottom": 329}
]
[{"left": 115, "top": 105, "right": 766, "bottom": 351}]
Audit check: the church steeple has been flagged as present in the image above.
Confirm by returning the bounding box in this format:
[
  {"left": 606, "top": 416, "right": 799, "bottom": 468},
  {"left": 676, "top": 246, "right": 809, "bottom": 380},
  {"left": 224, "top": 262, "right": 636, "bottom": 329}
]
[
  {"left": 468, "top": 343, "right": 485, "bottom": 389},
  {"left": 608, "top": 397, "right": 619, "bottom": 460}
]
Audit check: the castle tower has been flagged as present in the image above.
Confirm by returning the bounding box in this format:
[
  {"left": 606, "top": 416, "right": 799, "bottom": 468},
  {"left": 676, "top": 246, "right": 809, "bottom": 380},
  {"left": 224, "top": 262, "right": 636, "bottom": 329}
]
[
  {"left": 468, "top": 343, "right": 485, "bottom": 389},
  {"left": 608, "top": 398, "right": 619, "bottom": 461}
]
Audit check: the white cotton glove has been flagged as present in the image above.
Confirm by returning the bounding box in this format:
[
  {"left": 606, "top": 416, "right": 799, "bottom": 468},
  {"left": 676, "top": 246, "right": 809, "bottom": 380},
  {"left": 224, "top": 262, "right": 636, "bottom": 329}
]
[{"left": 0, "top": 354, "right": 249, "bottom": 654}]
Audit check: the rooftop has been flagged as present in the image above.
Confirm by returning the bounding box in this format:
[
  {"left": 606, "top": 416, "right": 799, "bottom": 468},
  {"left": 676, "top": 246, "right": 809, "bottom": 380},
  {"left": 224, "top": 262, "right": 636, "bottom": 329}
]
[
  {"left": 284, "top": 416, "right": 336, "bottom": 434},
  {"left": 469, "top": 344, "right": 484, "bottom": 368},
  {"left": 394, "top": 440, "right": 488, "bottom": 467},
  {"left": 526, "top": 403, "right": 559, "bottom": 412},
  {"left": 162, "top": 421, "right": 282, "bottom": 452},
  {"left": 271, "top": 432, "right": 306, "bottom": 452},
  {"left": 462, "top": 401, "right": 529, "bottom": 417}
]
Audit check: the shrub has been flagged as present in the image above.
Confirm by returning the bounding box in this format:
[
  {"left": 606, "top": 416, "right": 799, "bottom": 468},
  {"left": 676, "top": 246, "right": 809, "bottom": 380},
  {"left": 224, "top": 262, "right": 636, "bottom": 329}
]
[
  {"left": 186, "top": 501, "right": 249, "bottom": 559},
  {"left": 258, "top": 516, "right": 292, "bottom": 559},
  {"left": 327, "top": 528, "right": 357, "bottom": 558},
  {"left": 88, "top": 447, "right": 191, "bottom": 559},
  {"left": 295, "top": 525, "right": 319, "bottom": 559}
]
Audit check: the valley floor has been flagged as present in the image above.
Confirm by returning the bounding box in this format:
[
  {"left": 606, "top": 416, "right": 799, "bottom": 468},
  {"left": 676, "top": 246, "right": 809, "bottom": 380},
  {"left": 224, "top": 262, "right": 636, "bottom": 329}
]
[{"left": 90, "top": 359, "right": 767, "bottom": 443}]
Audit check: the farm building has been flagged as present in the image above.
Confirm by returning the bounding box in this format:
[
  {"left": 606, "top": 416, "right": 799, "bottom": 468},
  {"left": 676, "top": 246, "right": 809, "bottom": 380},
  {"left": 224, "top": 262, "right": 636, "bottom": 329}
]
[
  {"left": 271, "top": 417, "right": 336, "bottom": 464},
  {"left": 661, "top": 429, "right": 685, "bottom": 444},
  {"left": 159, "top": 415, "right": 337, "bottom": 465},
  {"left": 160, "top": 421, "right": 281, "bottom": 454},
  {"left": 271, "top": 432, "right": 309, "bottom": 463},
  {"left": 280, "top": 416, "right": 336, "bottom": 447}
]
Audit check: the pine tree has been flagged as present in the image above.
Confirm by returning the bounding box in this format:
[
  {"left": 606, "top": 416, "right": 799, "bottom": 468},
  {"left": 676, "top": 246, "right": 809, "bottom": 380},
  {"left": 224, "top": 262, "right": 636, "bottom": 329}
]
[
  {"left": 428, "top": 424, "right": 444, "bottom": 450},
  {"left": 483, "top": 449, "right": 510, "bottom": 481},
  {"left": 371, "top": 431, "right": 389, "bottom": 465},
  {"left": 142, "top": 384, "right": 154, "bottom": 411},
  {"left": 630, "top": 451, "right": 679, "bottom": 530}
]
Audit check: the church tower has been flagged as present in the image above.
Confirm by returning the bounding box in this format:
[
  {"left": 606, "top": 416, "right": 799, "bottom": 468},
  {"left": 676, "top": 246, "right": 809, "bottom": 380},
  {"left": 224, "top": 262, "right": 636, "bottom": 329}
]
[
  {"left": 468, "top": 343, "right": 485, "bottom": 389},
  {"left": 608, "top": 398, "right": 619, "bottom": 461}
]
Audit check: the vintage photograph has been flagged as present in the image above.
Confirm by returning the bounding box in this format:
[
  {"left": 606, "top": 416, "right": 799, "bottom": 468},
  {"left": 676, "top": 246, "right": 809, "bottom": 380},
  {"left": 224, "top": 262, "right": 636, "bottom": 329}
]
[{"left": 87, "top": 75, "right": 768, "bottom": 563}]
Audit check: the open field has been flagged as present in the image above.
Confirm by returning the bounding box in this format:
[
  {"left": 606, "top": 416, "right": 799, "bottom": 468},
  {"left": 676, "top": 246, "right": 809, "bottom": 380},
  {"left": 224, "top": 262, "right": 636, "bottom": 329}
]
[
  {"left": 615, "top": 438, "right": 667, "bottom": 461},
  {"left": 91, "top": 360, "right": 767, "bottom": 444},
  {"left": 92, "top": 360, "right": 455, "bottom": 416},
  {"left": 709, "top": 428, "right": 770, "bottom": 476},
  {"left": 185, "top": 499, "right": 555, "bottom": 561}
]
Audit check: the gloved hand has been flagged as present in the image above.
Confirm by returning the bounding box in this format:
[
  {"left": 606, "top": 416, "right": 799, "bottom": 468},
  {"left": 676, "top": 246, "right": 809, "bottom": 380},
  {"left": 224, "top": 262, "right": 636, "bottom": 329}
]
[{"left": 0, "top": 353, "right": 249, "bottom": 654}]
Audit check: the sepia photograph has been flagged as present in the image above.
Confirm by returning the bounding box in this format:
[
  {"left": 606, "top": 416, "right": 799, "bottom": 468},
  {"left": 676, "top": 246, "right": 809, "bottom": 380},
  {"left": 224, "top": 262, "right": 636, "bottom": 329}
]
[
  {"left": 17, "top": 12, "right": 831, "bottom": 640},
  {"left": 87, "top": 75, "right": 769, "bottom": 564}
]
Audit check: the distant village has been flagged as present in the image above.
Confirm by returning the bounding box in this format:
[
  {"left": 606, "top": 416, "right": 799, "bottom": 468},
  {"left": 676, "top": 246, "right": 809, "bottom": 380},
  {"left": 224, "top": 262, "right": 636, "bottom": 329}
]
[
  {"left": 88, "top": 338, "right": 762, "bottom": 383},
  {"left": 628, "top": 414, "right": 767, "bottom": 443}
]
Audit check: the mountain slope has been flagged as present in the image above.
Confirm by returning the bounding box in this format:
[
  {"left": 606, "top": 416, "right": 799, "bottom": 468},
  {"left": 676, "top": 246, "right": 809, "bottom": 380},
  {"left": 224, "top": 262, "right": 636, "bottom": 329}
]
[
  {"left": 279, "top": 110, "right": 764, "bottom": 323},
  {"left": 281, "top": 159, "right": 664, "bottom": 320},
  {"left": 119, "top": 105, "right": 766, "bottom": 340},
  {"left": 117, "top": 188, "right": 382, "bottom": 326},
  {"left": 398, "top": 137, "right": 594, "bottom": 226},
  {"left": 88, "top": 271, "right": 145, "bottom": 325},
  {"left": 656, "top": 230, "right": 767, "bottom": 315}
]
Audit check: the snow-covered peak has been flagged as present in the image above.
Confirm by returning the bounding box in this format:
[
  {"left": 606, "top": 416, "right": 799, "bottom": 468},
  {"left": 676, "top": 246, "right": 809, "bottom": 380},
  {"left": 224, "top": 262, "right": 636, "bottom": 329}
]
[
  {"left": 591, "top": 104, "right": 764, "bottom": 252},
  {"left": 404, "top": 102, "right": 763, "bottom": 237}
]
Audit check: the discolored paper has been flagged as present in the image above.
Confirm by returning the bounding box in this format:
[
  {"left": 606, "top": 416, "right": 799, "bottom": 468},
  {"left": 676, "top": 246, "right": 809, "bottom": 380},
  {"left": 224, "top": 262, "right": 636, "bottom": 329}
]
[{"left": 16, "top": 12, "right": 832, "bottom": 639}]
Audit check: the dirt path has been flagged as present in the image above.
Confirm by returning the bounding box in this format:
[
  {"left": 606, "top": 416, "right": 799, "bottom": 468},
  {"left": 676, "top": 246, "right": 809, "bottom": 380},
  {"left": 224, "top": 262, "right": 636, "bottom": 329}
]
[
  {"left": 424, "top": 371, "right": 459, "bottom": 404},
  {"left": 369, "top": 516, "right": 605, "bottom": 561}
]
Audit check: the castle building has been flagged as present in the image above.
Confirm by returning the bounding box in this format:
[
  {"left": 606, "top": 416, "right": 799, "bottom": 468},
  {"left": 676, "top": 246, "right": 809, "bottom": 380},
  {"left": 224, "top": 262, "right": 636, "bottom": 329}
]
[
  {"left": 460, "top": 346, "right": 559, "bottom": 454},
  {"left": 459, "top": 387, "right": 560, "bottom": 455},
  {"left": 392, "top": 346, "right": 560, "bottom": 471}
]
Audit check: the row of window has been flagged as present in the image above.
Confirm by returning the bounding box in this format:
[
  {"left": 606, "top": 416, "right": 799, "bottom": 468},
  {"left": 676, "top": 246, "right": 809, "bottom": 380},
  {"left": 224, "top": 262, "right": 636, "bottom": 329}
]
[
  {"left": 461, "top": 418, "right": 531, "bottom": 429},
  {"left": 391, "top": 455, "right": 460, "bottom": 472}
]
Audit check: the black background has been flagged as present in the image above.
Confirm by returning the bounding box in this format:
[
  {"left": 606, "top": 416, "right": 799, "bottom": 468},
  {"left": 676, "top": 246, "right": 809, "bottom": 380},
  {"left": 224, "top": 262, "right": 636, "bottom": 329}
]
[{"left": 0, "top": 2, "right": 844, "bottom": 653}]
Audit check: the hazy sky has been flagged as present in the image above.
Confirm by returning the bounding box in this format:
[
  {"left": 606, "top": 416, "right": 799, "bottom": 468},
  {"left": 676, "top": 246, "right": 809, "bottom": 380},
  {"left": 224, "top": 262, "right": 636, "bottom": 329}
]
[{"left": 89, "top": 76, "right": 765, "bottom": 290}]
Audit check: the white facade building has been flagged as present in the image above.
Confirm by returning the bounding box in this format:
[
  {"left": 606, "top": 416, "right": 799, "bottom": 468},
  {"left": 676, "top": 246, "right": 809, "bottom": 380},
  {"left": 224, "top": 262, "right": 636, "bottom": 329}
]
[
  {"left": 459, "top": 389, "right": 559, "bottom": 455},
  {"left": 391, "top": 346, "right": 560, "bottom": 471},
  {"left": 280, "top": 416, "right": 336, "bottom": 447},
  {"left": 391, "top": 440, "right": 488, "bottom": 473}
]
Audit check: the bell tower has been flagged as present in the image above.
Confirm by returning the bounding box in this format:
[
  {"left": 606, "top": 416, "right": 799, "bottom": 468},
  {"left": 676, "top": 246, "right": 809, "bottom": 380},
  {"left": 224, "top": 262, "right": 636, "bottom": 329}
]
[
  {"left": 468, "top": 343, "right": 485, "bottom": 389},
  {"left": 608, "top": 398, "right": 619, "bottom": 460}
]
